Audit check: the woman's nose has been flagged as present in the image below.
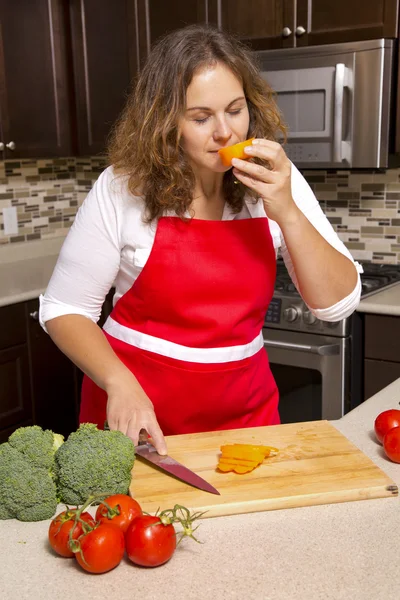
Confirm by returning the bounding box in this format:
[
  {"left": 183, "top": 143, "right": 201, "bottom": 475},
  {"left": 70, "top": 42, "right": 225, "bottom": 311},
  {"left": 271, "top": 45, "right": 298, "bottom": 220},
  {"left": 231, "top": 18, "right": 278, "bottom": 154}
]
[{"left": 213, "top": 118, "right": 232, "bottom": 142}]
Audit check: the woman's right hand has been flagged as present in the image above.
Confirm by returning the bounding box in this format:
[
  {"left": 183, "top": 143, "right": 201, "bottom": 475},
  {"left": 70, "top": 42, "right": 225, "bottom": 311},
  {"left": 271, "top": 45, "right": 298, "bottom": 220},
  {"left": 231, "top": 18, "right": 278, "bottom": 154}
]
[
  {"left": 44, "top": 314, "right": 167, "bottom": 452},
  {"left": 105, "top": 371, "right": 167, "bottom": 455}
]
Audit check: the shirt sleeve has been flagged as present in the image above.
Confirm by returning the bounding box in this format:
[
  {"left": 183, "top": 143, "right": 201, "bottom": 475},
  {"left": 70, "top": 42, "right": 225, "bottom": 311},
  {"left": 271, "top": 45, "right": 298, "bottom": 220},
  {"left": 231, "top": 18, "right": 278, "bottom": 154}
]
[
  {"left": 39, "top": 167, "right": 122, "bottom": 331},
  {"left": 278, "top": 162, "right": 363, "bottom": 321}
]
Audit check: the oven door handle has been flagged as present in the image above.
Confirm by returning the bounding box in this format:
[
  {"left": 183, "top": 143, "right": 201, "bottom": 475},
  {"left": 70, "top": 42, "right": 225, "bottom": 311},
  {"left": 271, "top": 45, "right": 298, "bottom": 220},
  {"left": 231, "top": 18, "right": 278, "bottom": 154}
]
[{"left": 263, "top": 338, "right": 340, "bottom": 356}]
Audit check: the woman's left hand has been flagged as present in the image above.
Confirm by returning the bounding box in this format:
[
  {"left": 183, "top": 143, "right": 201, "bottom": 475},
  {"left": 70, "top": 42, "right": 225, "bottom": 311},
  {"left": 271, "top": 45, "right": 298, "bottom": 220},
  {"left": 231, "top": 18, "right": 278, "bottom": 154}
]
[{"left": 231, "top": 139, "right": 299, "bottom": 226}]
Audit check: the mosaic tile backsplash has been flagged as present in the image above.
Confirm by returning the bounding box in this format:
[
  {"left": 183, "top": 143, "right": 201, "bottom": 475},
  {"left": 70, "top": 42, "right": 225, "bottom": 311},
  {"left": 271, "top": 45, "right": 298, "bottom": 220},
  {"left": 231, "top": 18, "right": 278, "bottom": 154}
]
[
  {"left": 0, "top": 157, "right": 107, "bottom": 245},
  {"left": 2, "top": 158, "right": 400, "bottom": 264}
]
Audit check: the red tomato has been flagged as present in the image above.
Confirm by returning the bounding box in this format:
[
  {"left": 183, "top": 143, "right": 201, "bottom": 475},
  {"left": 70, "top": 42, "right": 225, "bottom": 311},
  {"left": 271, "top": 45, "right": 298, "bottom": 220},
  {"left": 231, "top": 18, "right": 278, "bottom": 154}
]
[
  {"left": 374, "top": 409, "right": 400, "bottom": 443},
  {"left": 383, "top": 426, "right": 400, "bottom": 463},
  {"left": 95, "top": 494, "right": 142, "bottom": 534},
  {"left": 48, "top": 510, "right": 95, "bottom": 558},
  {"left": 125, "top": 515, "right": 177, "bottom": 567},
  {"left": 74, "top": 523, "right": 125, "bottom": 574}
]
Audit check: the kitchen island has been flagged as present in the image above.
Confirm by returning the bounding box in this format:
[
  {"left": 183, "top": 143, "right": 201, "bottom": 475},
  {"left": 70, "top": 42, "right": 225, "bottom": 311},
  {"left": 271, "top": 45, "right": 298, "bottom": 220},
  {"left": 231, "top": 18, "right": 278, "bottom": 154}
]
[{"left": 1, "top": 380, "right": 400, "bottom": 600}]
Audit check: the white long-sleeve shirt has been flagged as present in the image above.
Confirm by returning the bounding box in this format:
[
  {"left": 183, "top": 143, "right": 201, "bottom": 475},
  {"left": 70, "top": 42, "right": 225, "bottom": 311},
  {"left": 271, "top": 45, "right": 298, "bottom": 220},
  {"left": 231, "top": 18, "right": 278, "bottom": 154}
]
[{"left": 39, "top": 163, "right": 362, "bottom": 330}]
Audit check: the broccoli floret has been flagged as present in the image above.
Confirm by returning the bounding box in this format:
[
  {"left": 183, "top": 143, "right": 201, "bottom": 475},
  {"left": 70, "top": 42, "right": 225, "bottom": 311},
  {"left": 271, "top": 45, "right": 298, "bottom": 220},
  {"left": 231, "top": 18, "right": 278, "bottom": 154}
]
[
  {"left": 55, "top": 423, "right": 136, "bottom": 505},
  {"left": 0, "top": 444, "right": 58, "bottom": 521},
  {"left": 0, "top": 503, "right": 13, "bottom": 520},
  {"left": 8, "top": 425, "right": 64, "bottom": 472}
]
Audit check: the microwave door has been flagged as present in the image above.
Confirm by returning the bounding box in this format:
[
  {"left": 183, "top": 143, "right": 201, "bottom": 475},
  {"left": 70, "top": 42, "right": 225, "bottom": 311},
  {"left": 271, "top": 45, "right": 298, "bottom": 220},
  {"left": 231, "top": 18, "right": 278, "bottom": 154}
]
[{"left": 263, "top": 65, "right": 351, "bottom": 167}]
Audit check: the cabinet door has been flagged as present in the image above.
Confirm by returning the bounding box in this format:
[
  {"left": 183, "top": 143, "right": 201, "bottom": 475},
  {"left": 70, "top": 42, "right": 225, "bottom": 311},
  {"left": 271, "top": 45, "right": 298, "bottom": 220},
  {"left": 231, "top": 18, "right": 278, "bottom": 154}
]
[
  {"left": 26, "top": 300, "right": 78, "bottom": 438},
  {"left": 0, "top": 0, "right": 72, "bottom": 158},
  {"left": 0, "top": 23, "right": 5, "bottom": 160},
  {"left": 0, "top": 302, "right": 27, "bottom": 351},
  {"left": 0, "top": 419, "right": 33, "bottom": 444},
  {"left": 364, "top": 314, "right": 400, "bottom": 362},
  {"left": 217, "top": 0, "right": 295, "bottom": 50},
  {"left": 0, "top": 345, "right": 32, "bottom": 432},
  {"left": 69, "top": 0, "right": 140, "bottom": 156},
  {"left": 143, "top": 0, "right": 208, "bottom": 48},
  {"left": 364, "top": 359, "right": 400, "bottom": 401},
  {"left": 296, "top": 0, "right": 398, "bottom": 47}
]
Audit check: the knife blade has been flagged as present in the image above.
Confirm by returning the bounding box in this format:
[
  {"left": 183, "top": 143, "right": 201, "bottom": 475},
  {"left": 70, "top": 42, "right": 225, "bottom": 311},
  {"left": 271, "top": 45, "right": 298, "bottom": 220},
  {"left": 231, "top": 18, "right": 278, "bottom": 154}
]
[
  {"left": 135, "top": 441, "right": 220, "bottom": 495},
  {"left": 103, "top": 421, "right": 220, "bottom": 495}
]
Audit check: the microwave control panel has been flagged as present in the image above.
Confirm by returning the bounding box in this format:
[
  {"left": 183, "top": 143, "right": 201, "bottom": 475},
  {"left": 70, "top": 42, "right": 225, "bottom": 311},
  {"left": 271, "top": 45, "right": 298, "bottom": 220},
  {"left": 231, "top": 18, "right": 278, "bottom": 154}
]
[{"left": 285, "top": 142, "right": 331, "bottom": 164}]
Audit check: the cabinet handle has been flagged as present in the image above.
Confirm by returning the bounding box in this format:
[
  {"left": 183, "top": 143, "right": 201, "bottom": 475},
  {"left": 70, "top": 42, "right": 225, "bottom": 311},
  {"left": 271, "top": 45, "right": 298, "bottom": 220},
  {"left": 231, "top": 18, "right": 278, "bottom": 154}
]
[
  {"left": 6, "top": 141, "right": 16, "bottom": 150},
  {"left": 295, "top": 26, "right": 306, "bottom": 36},
  {"left": 333, "top": 63, "right": 346, "bottom": 163},
  {"left": 30, "top": 311, "right": 39, "bottom": 321},
  {"left": 0, "top": 142, "right": 4, "bottom": 151},
  {"left": 282, "top": 27, "right": 292, "bottom": 38}
]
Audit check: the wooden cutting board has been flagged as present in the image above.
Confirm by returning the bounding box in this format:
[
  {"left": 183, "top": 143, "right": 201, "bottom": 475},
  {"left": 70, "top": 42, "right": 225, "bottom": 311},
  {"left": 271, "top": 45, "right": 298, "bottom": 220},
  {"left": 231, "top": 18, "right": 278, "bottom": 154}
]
[{"left": 129, "top": 421, "right": 398, "bottom": 518}]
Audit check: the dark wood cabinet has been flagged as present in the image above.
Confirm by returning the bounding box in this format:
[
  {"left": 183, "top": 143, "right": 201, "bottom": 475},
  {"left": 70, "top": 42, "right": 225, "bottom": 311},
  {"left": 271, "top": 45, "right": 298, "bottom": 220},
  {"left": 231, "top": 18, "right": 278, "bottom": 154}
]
[
  {"left": 217, "top": 0, "right": 295, "bottom": 50},
  {"left": 0, "top": 345, "right": 32, "bottom": 435},
  {"left": 0, "top": 303, "right": 32, "bottom": 440},
  {"left": 0, "top": 290, "right": 116, "bottom": 442},
  {"left": 296, "top": 0, "right": 398, "bottom": 47},
  {"left": 217, "top": 0, "right": 399, "bottom": 51},
  {"left": 3, "top": 1, "right": 398, "bottom": 159},
  {"left": 143, "top": 0, "right": 208, "bottom": 47},
  {"left": 364, "top": 358, "right": 400, "bottom": 400},
  {"left": 364, "top": 314, "right": 400, "bottom": 362},
  {"left": 26, "top": 299, "right": 79, "bottom": 438},
  {"left": 364, "top": 314, "right": 400, "bottom": 400},
  {"left": 0, "top": 299, "right": 77, "bottom": 441},
  {"left": 0, "top": 0, "right": 73, "bottom": 159},
  {"left": 69, "top": 0, "right": 140, "bottom": 156},
  {"left": 68, "top": 0, "right": 212, "bottom": 155}
]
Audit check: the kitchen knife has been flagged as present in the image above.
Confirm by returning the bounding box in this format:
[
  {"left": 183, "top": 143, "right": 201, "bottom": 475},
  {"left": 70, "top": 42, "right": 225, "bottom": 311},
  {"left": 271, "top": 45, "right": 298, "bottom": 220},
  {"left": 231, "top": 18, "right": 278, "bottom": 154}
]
[
  {"left": 135, "top": 440, "right": 220, "bottom": 495},
  {"left": 104, "top": 421, "right": 220, "bottom": 495}
]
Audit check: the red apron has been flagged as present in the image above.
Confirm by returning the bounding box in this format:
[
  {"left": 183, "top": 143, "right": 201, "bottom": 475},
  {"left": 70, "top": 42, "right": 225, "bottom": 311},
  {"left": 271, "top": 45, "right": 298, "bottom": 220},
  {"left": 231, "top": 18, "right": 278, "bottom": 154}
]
[{"left": 80, "top": 215, "right": 279, "bottom": 435}]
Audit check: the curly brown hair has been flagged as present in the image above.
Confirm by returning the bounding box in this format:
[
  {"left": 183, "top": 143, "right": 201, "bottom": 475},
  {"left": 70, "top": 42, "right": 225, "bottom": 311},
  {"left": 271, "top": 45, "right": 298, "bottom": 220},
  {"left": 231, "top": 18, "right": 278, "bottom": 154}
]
[{"left": 108, "top": 24, "right": 286, "bottom": 222}]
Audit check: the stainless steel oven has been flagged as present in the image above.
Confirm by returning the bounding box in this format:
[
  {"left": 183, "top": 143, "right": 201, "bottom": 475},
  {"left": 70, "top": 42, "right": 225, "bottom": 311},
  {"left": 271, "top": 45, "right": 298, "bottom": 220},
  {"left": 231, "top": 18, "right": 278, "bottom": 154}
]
[
  {"left": 265, "top": 262, "right": 400, "bottom": 424},
  {"left": 264, "top": 326, "right": 348, "bottom": 423}
]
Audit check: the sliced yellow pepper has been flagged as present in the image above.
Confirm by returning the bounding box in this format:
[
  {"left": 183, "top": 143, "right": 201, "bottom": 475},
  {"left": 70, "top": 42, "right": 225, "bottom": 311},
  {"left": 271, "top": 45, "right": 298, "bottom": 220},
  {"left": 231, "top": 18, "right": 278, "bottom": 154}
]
[{"left": 217, "top": 443, "right": 279, "bottom": 474}]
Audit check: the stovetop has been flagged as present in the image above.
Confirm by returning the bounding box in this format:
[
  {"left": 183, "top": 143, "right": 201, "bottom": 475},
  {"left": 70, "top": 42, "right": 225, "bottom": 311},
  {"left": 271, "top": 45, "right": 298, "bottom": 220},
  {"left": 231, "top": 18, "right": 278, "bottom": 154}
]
[
  {"left": 264, "top": 261, "right": 400, "bottom": 337},
  {"left": 358, "top": 263, "right": 400, "bottom": 298}
]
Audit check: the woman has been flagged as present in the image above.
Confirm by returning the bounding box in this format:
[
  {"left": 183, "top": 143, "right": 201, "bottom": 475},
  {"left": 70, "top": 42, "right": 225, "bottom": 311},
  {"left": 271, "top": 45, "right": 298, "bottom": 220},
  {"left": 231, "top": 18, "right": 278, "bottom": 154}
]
[{"left": 40, "top": 25, "right": 361, "bottom": 455}]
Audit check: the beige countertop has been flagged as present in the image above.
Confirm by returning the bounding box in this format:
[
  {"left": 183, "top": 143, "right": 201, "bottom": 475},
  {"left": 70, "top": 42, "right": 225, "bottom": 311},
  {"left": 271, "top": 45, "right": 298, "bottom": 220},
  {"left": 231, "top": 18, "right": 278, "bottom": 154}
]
[
  {"left": 1, "top": 380, "right": 400, "bottom": 600},
  {"left": 357, "top": 282, "right": 400, "bottom": 316},
  {"left": 0, "top": 238, "right": 63, "bottom": 307}
]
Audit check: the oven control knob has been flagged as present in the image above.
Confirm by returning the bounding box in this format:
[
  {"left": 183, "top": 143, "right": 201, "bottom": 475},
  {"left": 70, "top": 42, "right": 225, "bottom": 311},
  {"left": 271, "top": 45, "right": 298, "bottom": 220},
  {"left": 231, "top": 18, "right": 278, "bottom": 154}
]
[
  {"left": 303, "top": 310, "right": 317, "bottom": 325},
  {"left": 283, "top": 306, "right": 299, "bottom": 322}
]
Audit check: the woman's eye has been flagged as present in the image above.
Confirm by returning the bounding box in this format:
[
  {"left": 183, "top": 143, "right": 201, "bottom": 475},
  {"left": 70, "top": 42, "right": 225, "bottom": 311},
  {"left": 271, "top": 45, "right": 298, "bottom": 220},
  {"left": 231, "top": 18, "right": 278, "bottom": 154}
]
[
  {"left": 193, "top": 108, "right": 242, "bottom": 124},
  {"left": 194, "top": 117, "right": 209, "bottom": 124}
]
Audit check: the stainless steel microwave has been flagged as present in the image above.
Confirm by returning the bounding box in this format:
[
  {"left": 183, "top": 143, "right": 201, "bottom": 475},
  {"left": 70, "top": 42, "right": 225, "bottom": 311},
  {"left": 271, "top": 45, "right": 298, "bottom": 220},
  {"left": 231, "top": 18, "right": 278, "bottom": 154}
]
[{"left": 257, "top": 39, "right": 397, "bottom": 169}]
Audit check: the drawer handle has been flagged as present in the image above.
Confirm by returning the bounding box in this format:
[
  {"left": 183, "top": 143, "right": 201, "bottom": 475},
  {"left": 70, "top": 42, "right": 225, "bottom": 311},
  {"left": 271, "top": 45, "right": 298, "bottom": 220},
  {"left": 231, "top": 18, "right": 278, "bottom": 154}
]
[{"left": 30, "top": 311, "right": 39, "bottom": 321}]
